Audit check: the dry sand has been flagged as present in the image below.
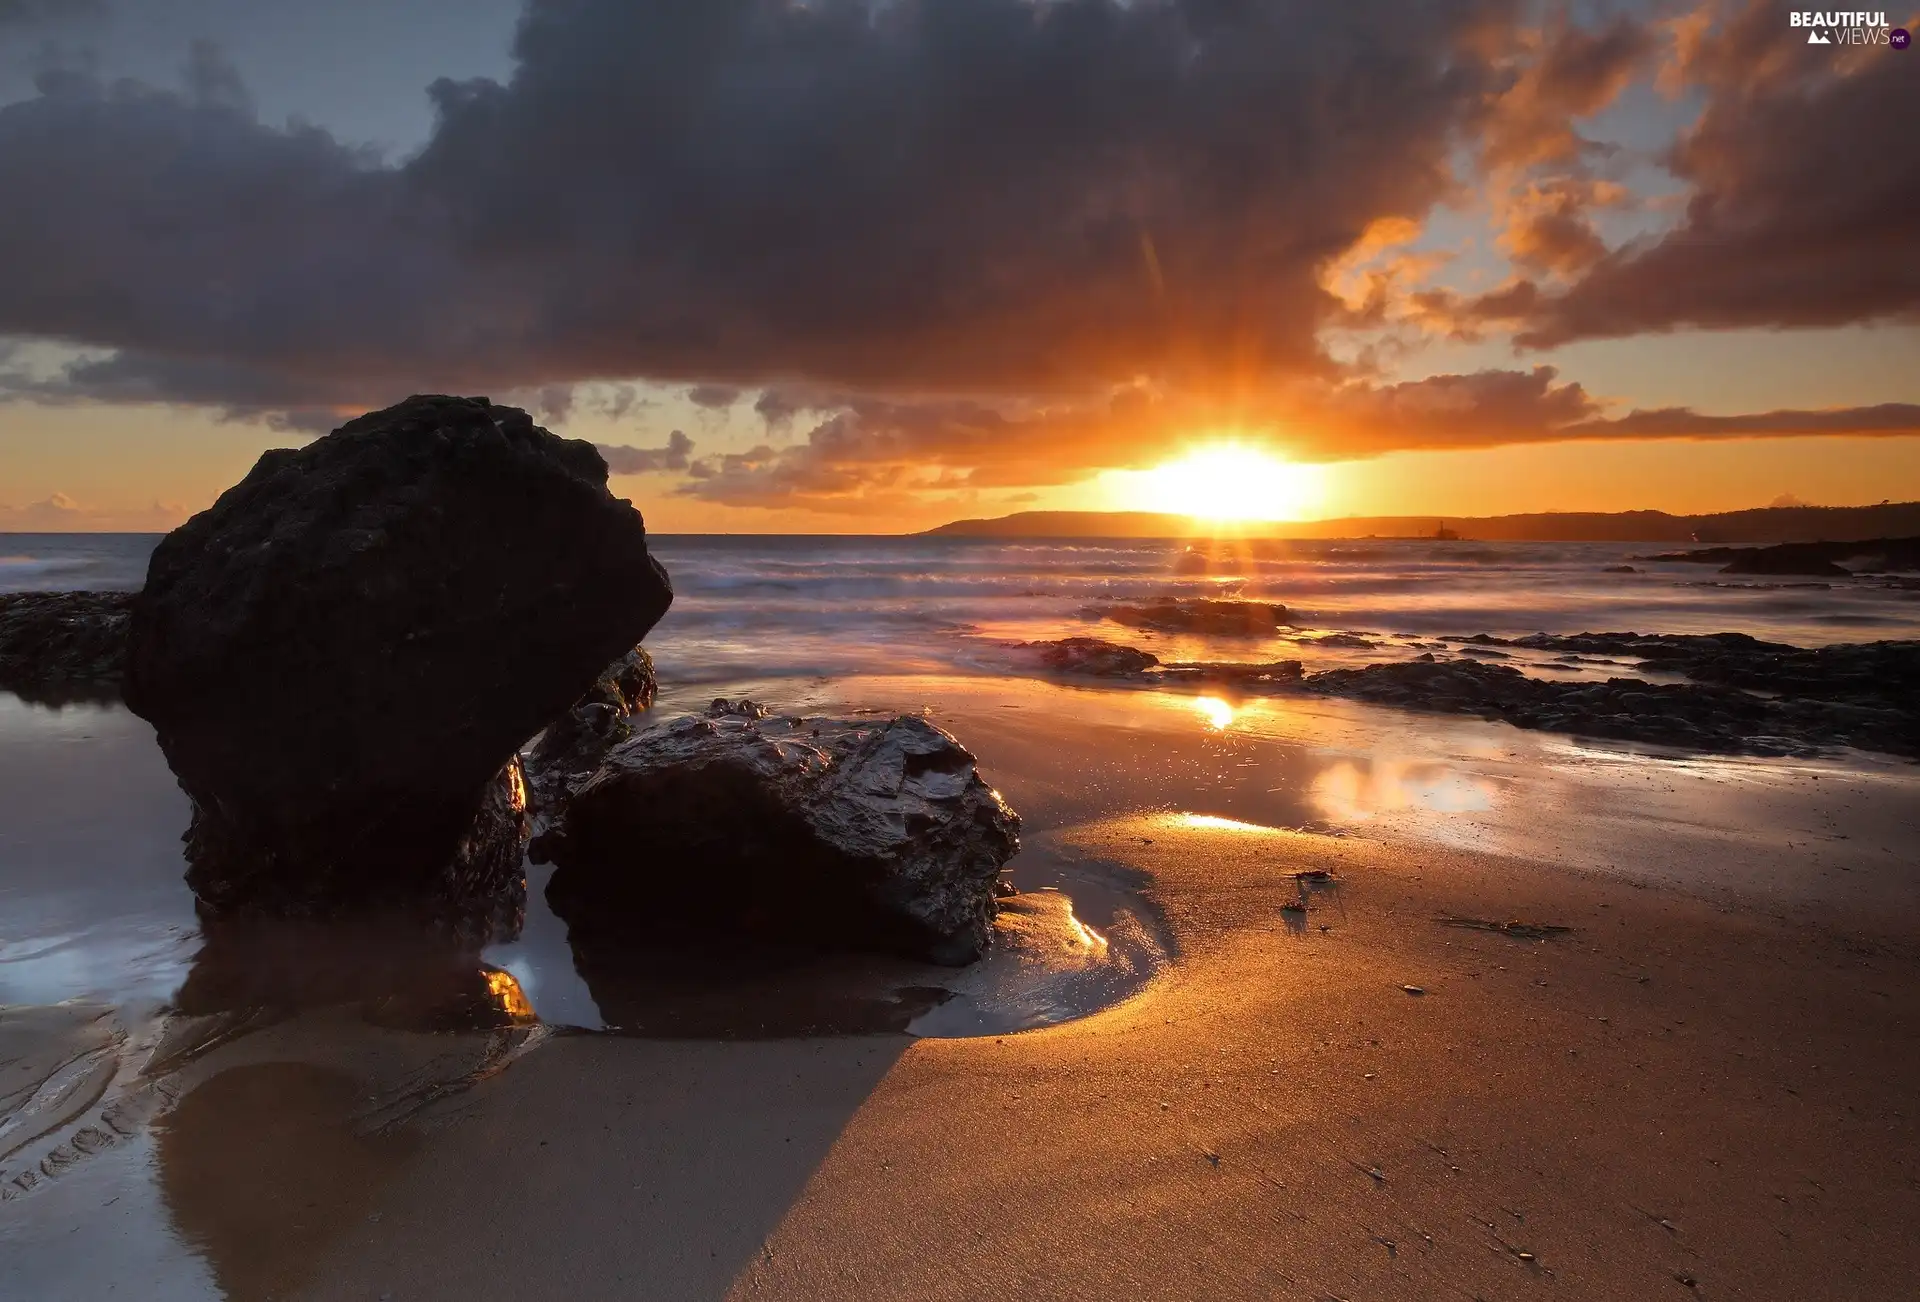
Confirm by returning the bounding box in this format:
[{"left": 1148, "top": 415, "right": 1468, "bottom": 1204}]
[{"left": 5, "top": 679, "right": 1918, "bottom": 1301}]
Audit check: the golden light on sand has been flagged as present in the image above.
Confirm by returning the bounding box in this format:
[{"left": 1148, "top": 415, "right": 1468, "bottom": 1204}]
[
  {"left": 1176, "top": 813, "right": 1283, "bottom": 834},
  {"left": 1193, "top": 695, "right": 1236, "bottom": 730},
  {"left": 1140, "top": 444, "right": 1327, "bottom": 522}
]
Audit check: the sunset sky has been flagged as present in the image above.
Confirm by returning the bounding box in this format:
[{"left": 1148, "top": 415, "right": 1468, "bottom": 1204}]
[{"left": 0, "top": 0, "right": 1915, "bottom": 533}]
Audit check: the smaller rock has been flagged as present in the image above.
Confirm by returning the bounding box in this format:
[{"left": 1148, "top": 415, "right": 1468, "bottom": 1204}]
[
  {"left": 0, "top": 592, "right": 135, "bottom": 701},
  {"left": 546, "top": 711, "right": 1021, "bottom": 964},
  {"left": 709, "top": 697, "right": 772, "bottom": 719},
  {"left": 1013, "top": 637, "right": 1160, "bottom": 677},
  {"left": 1159, "top": 659, "right": 1303, "bottom": 686},
  {"left": 1091, "top": 599, "right": 1289, "bottom": 636}
]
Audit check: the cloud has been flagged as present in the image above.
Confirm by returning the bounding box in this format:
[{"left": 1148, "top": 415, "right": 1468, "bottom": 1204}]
[
  {"left": 597, "top": 428, "right": 692, "bottom": 475},
  {"left": 667, "top": 369, "right": 1920, "bottom": 513},
  {"left": 1515, "top": 0, "right": 1920, "bottom": 345},
  {"left": 0, "top": 1, "right": 1519, "bottom": 416},
  {"left": 0, "top": 490, "right": 187, "bottom": 530},
  {"left": 1481, "top": 14, "right": 1658, "bottom": 171}
]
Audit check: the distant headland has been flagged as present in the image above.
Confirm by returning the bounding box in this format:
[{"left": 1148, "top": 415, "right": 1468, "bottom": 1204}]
[{"left": 920, "top": 502, "right": 1920, "bottom": 544}]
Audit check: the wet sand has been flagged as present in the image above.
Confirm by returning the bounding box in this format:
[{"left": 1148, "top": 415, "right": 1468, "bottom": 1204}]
[{"left": 4, "top": 676, "right": 1919, "bottom": 1300}]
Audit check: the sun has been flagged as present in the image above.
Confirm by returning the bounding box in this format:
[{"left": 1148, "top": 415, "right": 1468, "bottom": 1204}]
[{"left": 1138, "top": 444, "right": 1327, "bottom": 522}]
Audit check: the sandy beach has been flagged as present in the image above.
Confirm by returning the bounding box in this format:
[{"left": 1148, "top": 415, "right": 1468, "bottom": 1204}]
[{"left": 5, "top": 674, "right": 1917, "bottom": 1301}]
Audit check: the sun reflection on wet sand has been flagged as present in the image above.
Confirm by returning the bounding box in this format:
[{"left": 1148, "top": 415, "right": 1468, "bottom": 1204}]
[
  {"left": 1058, "top": 896, "right": 1109, "bottom": 952},
  {"left": 1175, "top": 813, "right": 1284, "bottom": 834},
  {"left": 1312, "top": 758, "right": 1496, "bottom": 821},
  {"left": 1192, "top": 695, "right": 1236, "bottom": 730}
]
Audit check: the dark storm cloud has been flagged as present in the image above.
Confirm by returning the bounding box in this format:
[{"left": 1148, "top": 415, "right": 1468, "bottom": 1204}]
[
  {"left": 0, "top": 0, "right": 1520, "bottom": 414},
  {"left": 1515, "top": 1, "right": 1920, "bottom": 345},
  {"left": 598, "top": 428, "right": 693, "bottom": 474}
]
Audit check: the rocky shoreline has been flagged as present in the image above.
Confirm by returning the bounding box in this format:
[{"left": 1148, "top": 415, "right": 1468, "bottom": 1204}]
[
  {"left": 0, "top": 590, "right": 134, "bottom": 704},
  {"left": 1008, "top": 627, "right": 1920, "bottom": 760},
  {"left": 1640, "top": 535, "right": 1920, "bottom": 576}
]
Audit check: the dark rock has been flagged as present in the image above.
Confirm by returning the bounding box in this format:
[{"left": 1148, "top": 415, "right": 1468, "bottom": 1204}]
[
  {"left": 1721, "top": 546, "right": 1850, "bottom": 577},
  {"left": 1092, "top": 598, "right": 1289, "bottom": 636},
  {"left": 184, "top": 754, "right": 531, "bottom": 935},
  {"left": 1015, "top": 637, "right": 1161, "bottom": 677},
  {"left": 524, "top": 648, "right": 658, "bottom": 816},
  {"left": 1304, "top": 633, "right": 1376, "bottom": 649},
  {"left": 1159, "top": 659, "right": 1304, "bottom": 687},
  {"left": 1602, "top": 565, "right": 1638, "bottom": 574},
  {"left": 0, "top": 591, "right": 134, "bottom": 701},
  {"left": 546, "top": 711, "right": 1020, "bottom": 965},
  {"left": 708, "top": 697, "right": 772, "bottom": 719},
  {"left": 1299, "top": 652, "right": 1919, "bottom": 759},
  {"left": 1642, "top": 536, "right": 1920, "bottom": 574},
  {"left": 123, "top": 394, "right": 673, "bottom": 928}
]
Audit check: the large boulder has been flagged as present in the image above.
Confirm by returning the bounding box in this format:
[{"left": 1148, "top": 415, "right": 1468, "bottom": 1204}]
[
  {"left": 544, "top": 705, "right": 1021, "bottom": 965},
  {"left": 122, "top": 394, "right": 673, "bottom": 928}
]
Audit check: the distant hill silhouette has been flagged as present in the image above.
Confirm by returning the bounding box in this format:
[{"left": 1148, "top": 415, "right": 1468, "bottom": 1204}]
[{"left": 921, "top": 503, "right": 1920, "bottom": 544}]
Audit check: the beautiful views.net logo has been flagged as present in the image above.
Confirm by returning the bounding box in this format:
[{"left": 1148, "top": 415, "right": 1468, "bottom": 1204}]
[{"left": 1788, "top": 11, "right": 1904, "bottom": 44}]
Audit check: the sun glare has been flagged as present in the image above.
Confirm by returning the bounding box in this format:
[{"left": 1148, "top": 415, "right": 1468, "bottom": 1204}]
[{"left": 1139, "top": 445, "right": 1327, "bottom": 522}]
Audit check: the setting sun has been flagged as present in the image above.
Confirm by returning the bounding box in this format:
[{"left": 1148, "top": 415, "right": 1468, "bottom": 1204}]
[{"left": 1136, "top": 445, "right": 1328, "bottom": 522}]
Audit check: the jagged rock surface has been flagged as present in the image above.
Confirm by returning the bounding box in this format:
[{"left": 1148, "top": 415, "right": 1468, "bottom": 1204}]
[
  {"left": 0, "top": 591, "right": 134, "bottom": 703},
  {"left": 122, "top": 394, "right": 673, "bottom": 926},
  {"left": 545, "top": 706, "right": 1021, "bottom": 965},
  {"left": 523, "top": 648, "right": 658, "bottom": 816}
]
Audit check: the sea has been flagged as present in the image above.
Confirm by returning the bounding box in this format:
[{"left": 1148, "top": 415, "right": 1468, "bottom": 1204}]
[{"left": 5, "top": 532, "right": 1916, "bottom": 687}]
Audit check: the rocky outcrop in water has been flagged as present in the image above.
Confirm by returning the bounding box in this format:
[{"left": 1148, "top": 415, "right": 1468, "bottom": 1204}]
[
  {"left": 0, "top": 591, "right": 134, "bottom": 703},
  {"left": 1641, "top": 537, "right": 1920, "bottom": 575},
  {"left": 544, "top": 704, "right": 1021, "bottom": 965},
  {"left": 1011, "top": 636, "right": 1161, "bottom": 677},
  {"left": 1089, "top": 598, "right": 1290, "bottom": 636},
  {"left": 523, "top": 648, "right": 658, "bottom": 816},
  {"left": 1013, "top": 633, "right": 1920, "bottom": 759},
  {"left": 122, "top": 394, "right": 674, "bottom": 930},
  {"left": 1158, "top": 659, "right": 1304, "bottom": 688}
]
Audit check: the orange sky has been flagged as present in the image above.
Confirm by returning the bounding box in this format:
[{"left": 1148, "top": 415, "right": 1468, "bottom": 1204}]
[{"left": 1, "top": 1, "right": 1916, "bottom": 534}]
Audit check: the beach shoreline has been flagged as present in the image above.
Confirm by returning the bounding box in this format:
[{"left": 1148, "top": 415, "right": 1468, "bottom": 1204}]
[{"left": 4, "top": 672, "right": 1918, "bottom": 1299}]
